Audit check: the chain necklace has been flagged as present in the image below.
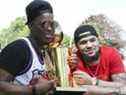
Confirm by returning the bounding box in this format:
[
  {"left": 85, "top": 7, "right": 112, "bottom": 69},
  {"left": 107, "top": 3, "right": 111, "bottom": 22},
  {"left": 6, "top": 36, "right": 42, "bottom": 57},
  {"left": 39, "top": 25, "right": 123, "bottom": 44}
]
[{"left": 86, "top": 63, "right": 100, "bottom": 78}]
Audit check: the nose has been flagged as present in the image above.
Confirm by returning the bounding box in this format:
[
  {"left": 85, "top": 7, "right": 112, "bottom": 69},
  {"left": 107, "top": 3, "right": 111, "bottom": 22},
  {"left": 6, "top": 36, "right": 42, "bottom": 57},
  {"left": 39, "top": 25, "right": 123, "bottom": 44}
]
[
  {"left": 45, "top": 23, "right": 53, "bottom": 33},
  {"left": 44, "top": 22, "right": 53, "bottom": 32},
  {"left": 47, "top": 25, "right": 53, "bottom": 31},
  {"left": 86, "top": 41, "right": 92, "bottom": 47}
]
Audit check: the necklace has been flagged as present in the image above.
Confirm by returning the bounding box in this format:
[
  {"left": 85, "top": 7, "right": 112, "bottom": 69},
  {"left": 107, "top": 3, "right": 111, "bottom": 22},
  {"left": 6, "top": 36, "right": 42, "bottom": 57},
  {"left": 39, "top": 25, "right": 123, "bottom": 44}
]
[{"left": 86, "top": 63, "right": 100, "bottom": 78}]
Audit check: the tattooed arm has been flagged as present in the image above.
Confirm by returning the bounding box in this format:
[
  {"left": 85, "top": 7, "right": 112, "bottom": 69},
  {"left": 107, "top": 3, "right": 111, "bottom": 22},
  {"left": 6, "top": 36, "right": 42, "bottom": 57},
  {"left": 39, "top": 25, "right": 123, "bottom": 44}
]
[
  {"left": 94, "top": 73, "right": 126, "bottom": 88},
  {"left": 72, "top": 71, "right": 126, "bottom": 95},
  {"left": 0, "top": 68, "right": 32, "bottom": 94},
  {"left": 72, "top": 70, "right": 126, "bottom": 88},
  {"left": 81, "top": 72, "right": 126, "bottom": 95},
  {"left": 112, "top": 73, "right": 126, "bottom": 83},
  {"left": 0, "top": 68, "right": 56, "bottom": 95}
]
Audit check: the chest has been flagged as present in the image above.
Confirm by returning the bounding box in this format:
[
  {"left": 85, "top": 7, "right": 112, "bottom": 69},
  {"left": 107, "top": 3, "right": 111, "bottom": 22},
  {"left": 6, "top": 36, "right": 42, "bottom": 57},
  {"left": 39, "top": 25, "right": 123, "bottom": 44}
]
[{"left": 78, "top": 58, "right": 111, "bottom": 81}]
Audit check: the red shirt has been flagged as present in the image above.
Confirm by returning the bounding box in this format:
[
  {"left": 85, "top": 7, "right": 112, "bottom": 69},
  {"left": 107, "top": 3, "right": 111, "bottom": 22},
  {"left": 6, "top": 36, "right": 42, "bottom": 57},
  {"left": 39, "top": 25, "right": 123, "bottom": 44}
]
[{"left": 76, "top": 46, "right": 125, "bottom": 81}]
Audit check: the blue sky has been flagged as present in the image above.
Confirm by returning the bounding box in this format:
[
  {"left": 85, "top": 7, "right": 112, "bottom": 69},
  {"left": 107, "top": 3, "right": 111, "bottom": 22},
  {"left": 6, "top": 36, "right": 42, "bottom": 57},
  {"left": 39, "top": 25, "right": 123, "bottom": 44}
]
[{"left": 0, "top": 0, "right": 126, "bottom": 37}]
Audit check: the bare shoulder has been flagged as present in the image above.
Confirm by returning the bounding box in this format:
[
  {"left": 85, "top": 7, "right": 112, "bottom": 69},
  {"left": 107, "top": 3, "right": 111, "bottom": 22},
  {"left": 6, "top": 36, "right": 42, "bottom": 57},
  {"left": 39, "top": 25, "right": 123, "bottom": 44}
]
[
  {"left": 0, "top": 68, "right": 13, "bottom": 81},
  {"left": 111, "top": 73, "right": 126, "bottom": 83}
]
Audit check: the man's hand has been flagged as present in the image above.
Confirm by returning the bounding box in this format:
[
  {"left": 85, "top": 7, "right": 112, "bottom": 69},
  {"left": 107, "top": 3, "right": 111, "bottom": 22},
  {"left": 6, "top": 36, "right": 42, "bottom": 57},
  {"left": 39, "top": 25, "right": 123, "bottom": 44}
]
[
  {"left": 67, "top": 47, "right": 78, "bottom": 70},
  {"left": 73, "top": 70, "right": 93, "bottom": 86},
  {"left": 33, "top": 78, "right": 56, "bottom": 95}
]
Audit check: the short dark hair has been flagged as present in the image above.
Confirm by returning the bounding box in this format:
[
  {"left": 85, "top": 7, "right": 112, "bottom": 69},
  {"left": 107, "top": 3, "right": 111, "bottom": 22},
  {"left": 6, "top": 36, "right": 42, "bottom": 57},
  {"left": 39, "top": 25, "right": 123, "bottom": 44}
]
[
  {"left": 74, "top": 25, "right": 98, "bottom": 44},
  {"left": 26, "top": 0, "right": 53, "bottom": 24}
]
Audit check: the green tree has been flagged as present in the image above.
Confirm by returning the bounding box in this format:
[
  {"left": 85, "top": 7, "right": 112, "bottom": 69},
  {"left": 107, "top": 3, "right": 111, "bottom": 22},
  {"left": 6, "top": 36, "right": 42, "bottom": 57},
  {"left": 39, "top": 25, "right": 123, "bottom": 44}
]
[
  {"left": 0, "top": 17, "right": 29, "bottom": 48},
  {"left": 82, "top": 14, "right": 125, "bottom": 48},
  {"left": 0, "top": 17, "right": 71, "bottom": 48},
  {"left": 62, "top": 34, "right": 71, "bottom": 47}
]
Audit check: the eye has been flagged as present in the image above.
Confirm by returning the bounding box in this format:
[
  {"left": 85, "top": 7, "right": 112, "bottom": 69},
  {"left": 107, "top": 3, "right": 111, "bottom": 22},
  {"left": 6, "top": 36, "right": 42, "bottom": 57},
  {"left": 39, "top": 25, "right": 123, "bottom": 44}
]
[
  {"left": 89, "top": 38, "right": 96, "bottom": 42},
  {"left": 40, "top": 21, "right": 54, "bottom": 29},
  {"left": 79, "top": 40, "right": 88, "bottom": 44},
  {"left": 40, "top": 21, "right": 46, "bottom": 28}
]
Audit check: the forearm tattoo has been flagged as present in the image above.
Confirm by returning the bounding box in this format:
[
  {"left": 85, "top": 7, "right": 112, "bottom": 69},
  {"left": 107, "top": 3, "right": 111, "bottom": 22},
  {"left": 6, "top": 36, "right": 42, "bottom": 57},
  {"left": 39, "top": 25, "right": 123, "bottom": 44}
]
[
  {"left": 112, "top": 73, "right": 126, "bottom": 83},
  {"left": 0, "top": 69, "right": 13, "bottom": 82}
]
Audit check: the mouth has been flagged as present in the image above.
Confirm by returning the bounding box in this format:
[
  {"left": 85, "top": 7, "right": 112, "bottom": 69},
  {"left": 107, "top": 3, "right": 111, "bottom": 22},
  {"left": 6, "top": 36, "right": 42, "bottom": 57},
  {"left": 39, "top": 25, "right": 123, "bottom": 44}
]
[
  {"left": 86, "top": 50, "right": 95, "bottom": 56},
  {"left": 45, "top": 34, "right": 54, "bottom": 43}
]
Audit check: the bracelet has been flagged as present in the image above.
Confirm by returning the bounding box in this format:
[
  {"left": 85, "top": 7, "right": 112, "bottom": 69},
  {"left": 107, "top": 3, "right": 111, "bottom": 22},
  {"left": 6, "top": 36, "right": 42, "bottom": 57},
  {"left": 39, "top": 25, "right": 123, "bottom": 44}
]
[
  {"left": 32, "top": 86, "right": 37, "bottom": 95},
  {"left": 95, "top": 79, "right": 99, "bottom": 86}
]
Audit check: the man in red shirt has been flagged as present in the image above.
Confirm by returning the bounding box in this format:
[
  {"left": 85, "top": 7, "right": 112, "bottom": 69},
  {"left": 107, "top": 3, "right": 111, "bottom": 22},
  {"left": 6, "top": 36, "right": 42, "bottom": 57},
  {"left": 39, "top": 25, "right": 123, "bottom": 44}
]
[{"left": 68, "top": 25, "right": 126, "bottom": 94}]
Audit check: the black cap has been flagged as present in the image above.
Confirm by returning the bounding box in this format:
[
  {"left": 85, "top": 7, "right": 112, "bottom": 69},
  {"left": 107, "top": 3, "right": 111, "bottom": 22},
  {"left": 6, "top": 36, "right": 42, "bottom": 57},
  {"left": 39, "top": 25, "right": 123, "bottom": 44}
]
[
  {"left": 26, "top": 0, "right": 53, "bottom": 24},
  {"left": 74, "top": 25, "right": 98, "bottom": 44}
]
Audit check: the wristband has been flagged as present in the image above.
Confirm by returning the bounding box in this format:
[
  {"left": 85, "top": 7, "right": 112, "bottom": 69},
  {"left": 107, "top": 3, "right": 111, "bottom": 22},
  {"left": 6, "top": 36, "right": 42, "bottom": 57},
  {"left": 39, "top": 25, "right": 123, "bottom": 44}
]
[
  {"left": 32, "top": 86, "right": 37, "bottom": 95},
  {"left": 95, "top": 79, "right": 99, "bottom": 85}
]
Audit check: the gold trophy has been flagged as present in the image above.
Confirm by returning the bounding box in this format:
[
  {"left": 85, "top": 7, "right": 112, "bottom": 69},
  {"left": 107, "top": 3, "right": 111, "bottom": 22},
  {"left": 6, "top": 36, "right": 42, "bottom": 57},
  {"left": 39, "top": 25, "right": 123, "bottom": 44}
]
[{"left": 45, "top": 20, "right": 71, "bottom": 87}]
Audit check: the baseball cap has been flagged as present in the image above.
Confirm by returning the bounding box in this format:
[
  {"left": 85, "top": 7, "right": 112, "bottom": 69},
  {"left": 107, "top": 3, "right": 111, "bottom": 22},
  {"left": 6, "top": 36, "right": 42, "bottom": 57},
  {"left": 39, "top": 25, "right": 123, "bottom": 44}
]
[
  {"left": 74, "top": 25, "right": 98, "bottom": 44},
  {"left": 26, "top": 0, "right": 53, "bottom": 24}
]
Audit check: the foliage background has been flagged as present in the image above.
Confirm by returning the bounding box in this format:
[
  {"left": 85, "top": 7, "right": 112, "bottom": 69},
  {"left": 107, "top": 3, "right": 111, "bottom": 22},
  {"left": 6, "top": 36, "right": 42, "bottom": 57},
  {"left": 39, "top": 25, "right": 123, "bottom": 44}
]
[
  {"left": 0, "top": 14, "right": 126, "bottom": 52},
  {"left": 0, "top": 17, "right": 71, "bottom": 49},
  {"left": 81, "top": 14, "right": 126, "bottom": 49}
]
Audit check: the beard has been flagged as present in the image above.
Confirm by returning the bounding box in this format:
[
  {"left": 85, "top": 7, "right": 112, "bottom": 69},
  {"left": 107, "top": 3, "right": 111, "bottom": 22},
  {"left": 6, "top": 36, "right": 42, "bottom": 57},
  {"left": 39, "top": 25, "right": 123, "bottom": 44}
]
[{"left": 81, "top": 51, "right": 99, "bottom": 63}]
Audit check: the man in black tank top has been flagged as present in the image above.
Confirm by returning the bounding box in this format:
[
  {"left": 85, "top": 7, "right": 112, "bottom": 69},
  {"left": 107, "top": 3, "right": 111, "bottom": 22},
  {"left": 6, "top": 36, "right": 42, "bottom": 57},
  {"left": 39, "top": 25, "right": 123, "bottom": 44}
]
[{"left": 0, "top": 0, "right": 57, "bottom": 94}]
